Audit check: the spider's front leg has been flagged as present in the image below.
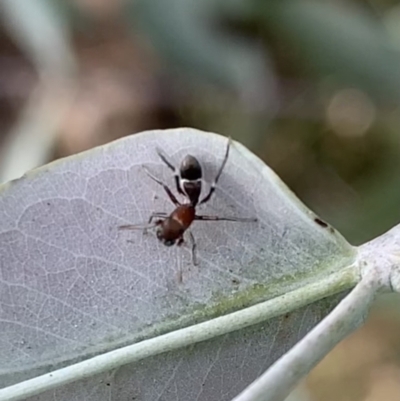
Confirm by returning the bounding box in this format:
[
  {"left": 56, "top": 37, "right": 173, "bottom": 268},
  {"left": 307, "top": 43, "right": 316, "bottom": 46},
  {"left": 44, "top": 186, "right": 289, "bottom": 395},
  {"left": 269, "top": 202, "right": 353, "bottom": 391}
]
[
  {"left": 142, "top": 166, "right": 181, "bottom": 206},
  {"left": 156, "top": 147, "right": 185, "bottom": 197}
]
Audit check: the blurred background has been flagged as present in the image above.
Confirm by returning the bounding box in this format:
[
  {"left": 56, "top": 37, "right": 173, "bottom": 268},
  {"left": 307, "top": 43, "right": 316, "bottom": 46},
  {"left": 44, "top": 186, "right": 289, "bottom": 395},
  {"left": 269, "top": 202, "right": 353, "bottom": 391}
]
[{"left": 1, "top": 0, "right": 400, "bottom": 399}]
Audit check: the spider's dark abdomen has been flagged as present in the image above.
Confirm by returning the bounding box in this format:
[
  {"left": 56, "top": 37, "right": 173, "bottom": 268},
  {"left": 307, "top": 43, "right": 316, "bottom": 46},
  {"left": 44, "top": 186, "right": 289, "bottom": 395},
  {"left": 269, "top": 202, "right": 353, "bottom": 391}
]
[{"left": 180, "top": 155, "right": 202, "bottom": 180}]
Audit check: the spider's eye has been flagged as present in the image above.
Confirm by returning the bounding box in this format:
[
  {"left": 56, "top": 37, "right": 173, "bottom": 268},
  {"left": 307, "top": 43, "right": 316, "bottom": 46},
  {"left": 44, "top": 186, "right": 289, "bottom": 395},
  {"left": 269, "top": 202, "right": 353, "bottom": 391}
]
[{"left": 164, "top": 239, "right": 175, "bottom": 246}]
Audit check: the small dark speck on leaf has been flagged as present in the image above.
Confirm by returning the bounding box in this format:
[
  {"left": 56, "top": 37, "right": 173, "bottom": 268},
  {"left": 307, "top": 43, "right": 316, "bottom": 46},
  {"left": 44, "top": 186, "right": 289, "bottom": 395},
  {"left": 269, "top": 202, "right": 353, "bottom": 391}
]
[
  {"left": 106, "top": 383, "right": 111, "bottom": 386},
  {"left": 232, "top": 278, "right": 240, "bottom": 285},
  {"left": 314, "top": 217, "right": 328, "bottom": 228},
  {"left": 46, "top": 202, "right": 50, "bottom": 206}
]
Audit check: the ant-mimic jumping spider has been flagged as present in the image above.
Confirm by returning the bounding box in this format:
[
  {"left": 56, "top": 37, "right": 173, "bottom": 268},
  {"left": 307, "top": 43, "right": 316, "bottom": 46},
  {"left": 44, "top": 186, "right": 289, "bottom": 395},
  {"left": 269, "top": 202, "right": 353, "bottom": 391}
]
[{"left": 119, "top": 137, "right": 257, "bottom": 265}]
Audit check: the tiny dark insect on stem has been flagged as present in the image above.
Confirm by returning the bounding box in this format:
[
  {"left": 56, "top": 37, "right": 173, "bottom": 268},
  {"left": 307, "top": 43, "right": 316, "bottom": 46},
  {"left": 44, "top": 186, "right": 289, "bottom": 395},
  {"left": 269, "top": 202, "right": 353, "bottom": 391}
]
[{"left": 119, "top": 137, "right": 258, "bottom": 265}]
